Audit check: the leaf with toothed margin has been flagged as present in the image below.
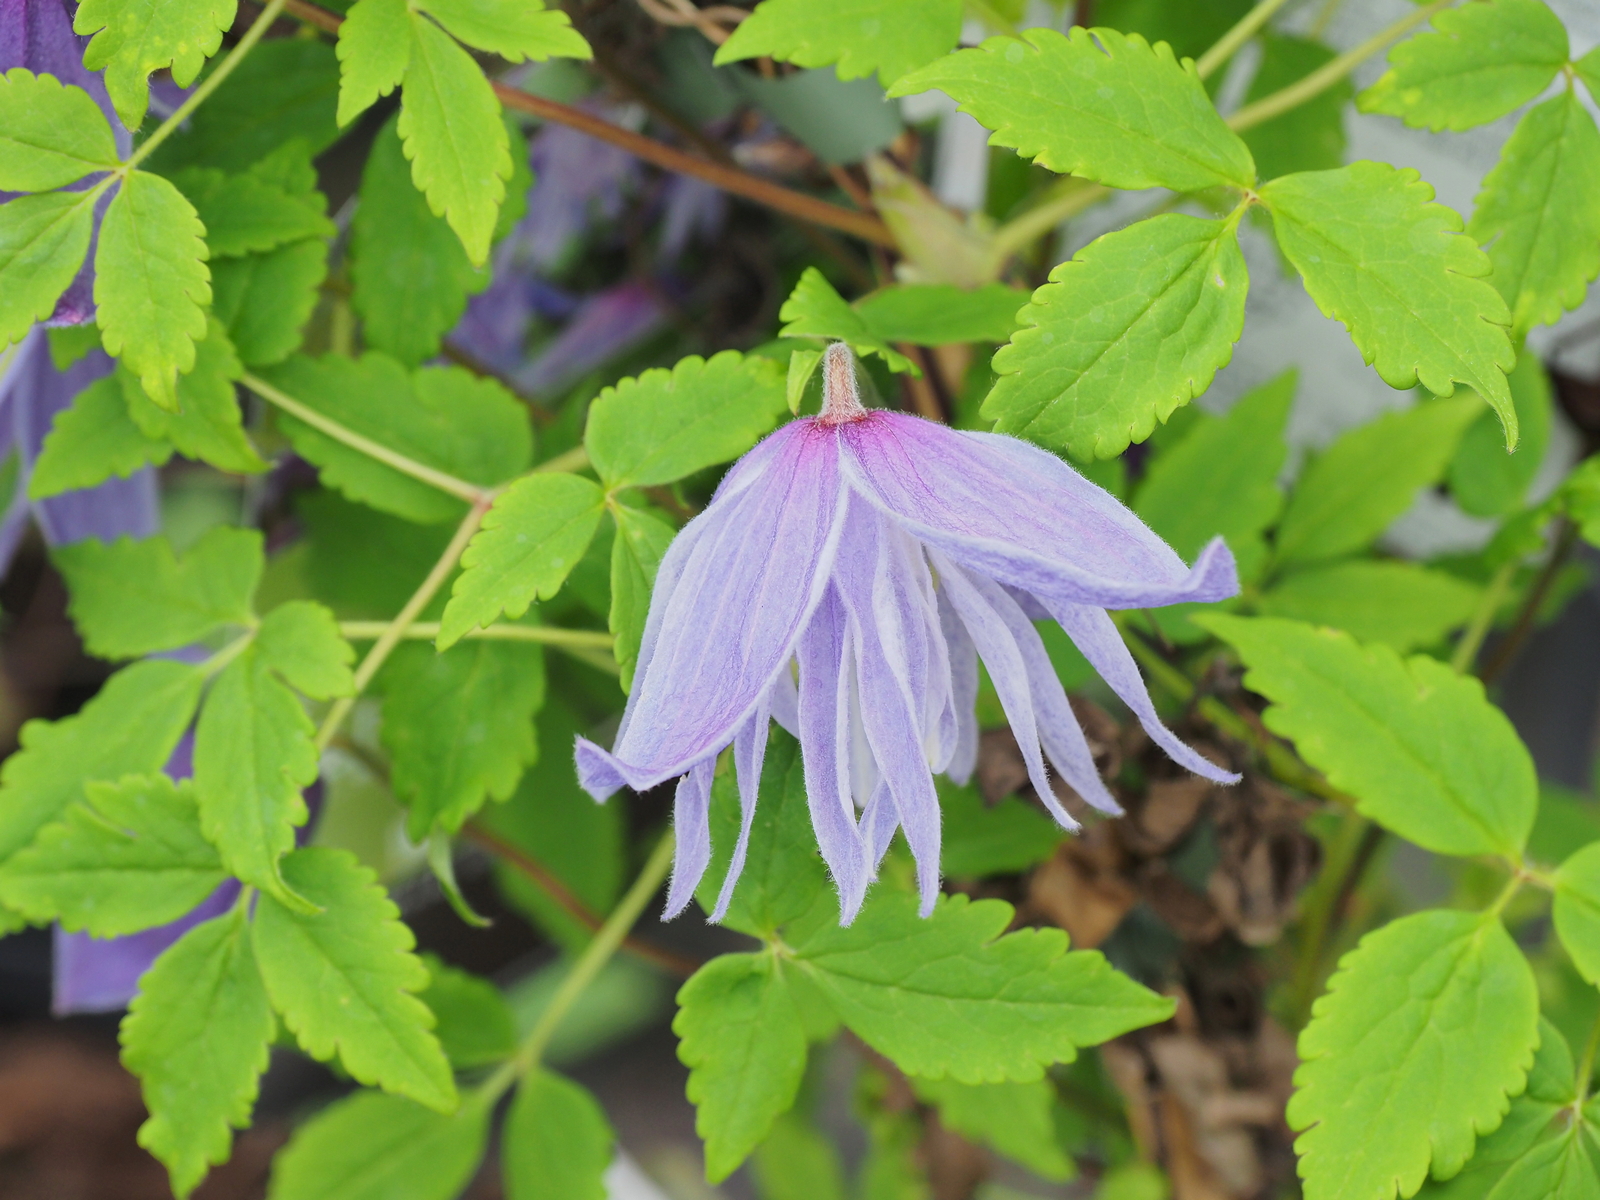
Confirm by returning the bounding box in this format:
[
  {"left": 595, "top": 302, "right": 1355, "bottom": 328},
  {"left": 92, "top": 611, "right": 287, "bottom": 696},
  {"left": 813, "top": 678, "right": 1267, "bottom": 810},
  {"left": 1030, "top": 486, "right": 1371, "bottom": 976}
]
[
  {"left": 502, "top": 1069, "right": 615, "bottom": 1200},
  {"left": 336, "top": 0, "right": 411, "bottom": 127},
  {"left": 118, "top": 321, "right": 268, "bottom": 476},
  {"left": 778, "top": 269, "right": 915, "bottom": 373},
  {"left": 29, "top": 375, "right": 170, "bottom": 499},
  {"left": 74, "top": 0, "right": 238, "bottom": 129},
  {"left": 714, "top": 0, "right": 961, "bottom": 86},
  {"left": 0, "top": 189, "right": 98, "bottom": 348},
  {"left": 418, "top": 0, "right": 592, "bottom": 65},
  {"left": 255, "top": 601, "right": 356, "bottom": 702},
  {"left": 0, "top": 69, "right": 122, "bottom": 191}
]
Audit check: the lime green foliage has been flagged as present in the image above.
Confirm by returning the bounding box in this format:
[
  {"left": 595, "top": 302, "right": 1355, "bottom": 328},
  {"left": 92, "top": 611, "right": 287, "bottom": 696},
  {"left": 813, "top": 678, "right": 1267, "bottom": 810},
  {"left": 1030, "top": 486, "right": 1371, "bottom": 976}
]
[
  {"left": 779, "top": 269, "right": 916, "bottom": 372},
  {"left": 1200, "top": 616, "right": 1536, "bottom": 859},
  {"left": 74, "top": 0, "right": 238, "bottom": 128},
  {"left": 29, "top": 375, "right": 168, "bottom": 498},
  {"left": 1261, "top": 165, "right": 1516, "bottom": 447},
  {"left": 752, "top": 1114, "right": 847, "bottom": 1200},
  {"left": 1241, "top": 35, "right": 1350, "bottom": 181},
  {"left": 253, "top": 847, "right": 456, "bottom": 1111},
  {"left": 0, "top": 659, "right": 202, "bottom": 863},
  {"left": 610, "top": 504, "right": 676, "bottom": 692},
  {"left": 213, "top": 239, "right": 328, "bottom": 367},
  {"left": 1272, "top": 398, "right": 1481, "bottom": 566},
  {"left": 1554, "top": 842, "right": 1600, "bottom": 986},
  {"left": 121, "top": 908, "right": 274, "bottom": 1200},
  {"left": 0, "top": 69, "right": 121, "bottom": 191},
  {"left": 265, "top": 1089, "right": 488, "bottom": 1200},
  {"left": 0, "top": 190, "right": 98, "bottom": 347},
  {"left": 337, "top": 0, "right": 411, "bottom": 125},
  {"left": 1470, "top": 89, "right": 1600, "bottom": 335},
  {"left": 1484, "top": 1127, "right": 1600, "bottom": 1200},
  {"left": 0, "top": 774, "right": 223, "bottom": 935},
  {"left": 853, "top": 283, "right": 1027, "bottom": 345},
  {"left": 938, "top": 779, "right": 1064, "bottom": 878},
  {"left": 255, "top": 601, "right": 356, "bottom": 700},
  {"left": 263, "top": 353, "right": 532, "bottom": 523},
  {"left": 421, "top": 0, "right": 591, "bottom": 64},
  {"left": 1579, "top": 46, "right": 1600, "bottom": 102},
  {"left": 986, "top": 213, "right": 1248, "bottom": 460},
  {"left": 175, "top": 169, "right": 336, "bottom": 259},
  {"left": 1449, "top": 352, "right": 1554, "bottom": 517},
  {"left": 1288, "top": 910, "right": 1540, "bottom": 1200},
  {"left": 1095, "top": 0, "right": 1251, "bottom": 60},
  {"left": 417, "top": 955, "right": 515, "bottom": 1069},
  {"left": 54, "top": 526, "right": 261, "bottom": 659},
  {"left": 890, "top": 27, "right": 1256, "bottom": 193},
  {"left": 1257, "top": 561, "right": 1484, "bottom": 653},
  {"left": 437, "top": 475, "right": 606, "bottom": 647},
  {"left": 96, "top": 171, "right": 212, "bottom": 411},
  {"left": 1359, "top": 0, "right": 1568, "bottom": 132},
  {"left": 912, "top": 1076, "right": 1072, "bottom": 1179},
  {"left": 503, "top": 1070, "right": 615, "bottom": 1200},
  {"left": 117, "top": 322, "right": 269, "bottom": 475},
  {"left": 715, "top": 0, "right": 961, "bottom": 86}
]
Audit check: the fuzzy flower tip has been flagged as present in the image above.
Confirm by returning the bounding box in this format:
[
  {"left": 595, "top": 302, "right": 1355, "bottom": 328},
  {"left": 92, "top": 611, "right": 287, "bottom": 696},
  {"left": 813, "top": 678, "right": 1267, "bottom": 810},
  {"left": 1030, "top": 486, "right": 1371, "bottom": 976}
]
[{"left": 576, "top": 343, "right": 1240, "bottom": 924}]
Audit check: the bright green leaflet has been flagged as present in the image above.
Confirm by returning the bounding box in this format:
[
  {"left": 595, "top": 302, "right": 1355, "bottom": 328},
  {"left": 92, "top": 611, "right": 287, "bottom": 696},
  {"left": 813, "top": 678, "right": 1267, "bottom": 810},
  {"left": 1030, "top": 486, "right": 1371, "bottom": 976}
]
[
  {"left": 1134, "top": 370, "right": 1292, "bottom": 582},
  {"left": 194, "top": 647, "right": 317, "bottom": 898},
  {"left": 1240, "top": 34, "right": 1350, "bottom": 182},
  {"left": 610, "top": 504, "right": 677, "bottom": 693},
  {"left": 95, "top": 170, "right": 212, "bottom": 411},
  {"left": 502, "top": 1069, "right": 616, "bottom": 1200},
  {"left": 255, "top": 601, "right": 356, "bottom": 701},
  {"left": 1358, "top": 0, "right": 1569, "bottom": 133},
  {"left": 419, "top": 0, "right": 592, "bottom": 64},
  {"left": 1199, "top": 616, "right": 1537, "bottom": 860},
  {"left": 778, "top": 269, "right": 915, "bottom": 373},
  {"left": 1553, "top": 841, "right": 1600, "bottom": 986},
  {"left": 397, "top": 13, "right": 510, "bottom": 265},
  {"left": 213, "top": 238, "right": 329, "bottom": 368},
  {"left": 752, "top": 1114, "right": 847, "bottom": 1200},
  {"left": 792, "top": 892, "right": 1175, "bottom": 1083},
  {"left": 1096, "top": 0, "right": 1252, "bottom": 60},
  {"left": 1256, "top": 561, "right": 1484, "bottom": 654},
  {"left": 265, "top": 1089, "right": 489, "bottom": 1200},
  {"left": 178, "top": 171, "right": 336, "bottom": 260},
  {"left": 1288, "top": 909, "right": 1540, "bottom": 1200},
  {"left": 854, "top": 283, "right": 1027, "bottom": 346},
  {"left": 53, "top": 526, "right": 262, "bottom": 660},
  {"left": 585, "top": 350, "right": 789, "bottom": 489},
  {"left": 29, "top": 375, "right": 169, "bottom": 499},
  {"left": 0, "top": 69, "right": 121, "bottom": 191},
  {"left": 0, "top": 189, "right": 98, "bottom": 347},
  {"left": 938, "top": 779, "right": 1065, "bottom": 879},
  {"left": 1260, "top": 164, "right": 1515, "bottom": 447},
  {"left": 121, "top": 906, "right": 275, "bottom": 1200},
  {"left": 911, "top": 1077, "right": 1072, "bottom": 1180},
  {"left": 336, "top": 0, "right": 411, "bottom": 126},
  {"left": 417, "top": 955, "right": 515, "bottom": 1069},
  {"left": 889, "top": 26, "right": 1256, "bottom": 193},
  {"left": 252, "top": 847, "right": 456, "bottom": 1112},
  {"left": 1450, "top": 352, "right": 1554, "bottom": 517},
  {"left": 297, "top": 491, "right": 456, "bottom": 619},
  {"left": 1484, "top": 1126, "right": 1600, "bottom": 1200},
  {"left": 1469, "top": 88, "right": 1600, "bottom": 336},
  {"left": 1579, "top": 46, "right": 1600, "bottom": 102},
  {"left": 714, "top": 0, "right": 961, "bottom": 86},
  {"left": 118, "top": 321, "right": 268, "bottom": 475},
  {"left": 74, "top": 0, "right": 238, "bottom": 128},
  {"left": 1272, "top": 397, "right": 1481, "bottom": 566},
  {"left": 380, "top": 639, "right": 545, "bottom": 838},
  {"left": 437, "top": 474, "right": 606, "bottom": 648},
  {"left": 263, "top": 353, "right": 532, "bottom": 524},
  {"left": 675, "top": 952, "right": 810, "bottom": 1182},
  {"left": 0, "top": 658, "right": 202, "bottom": 862},
  {"left": 0, "top": 774, "right": 224, "bottom": 936},
  {"left": 986, "top": 212, "right": 1248, "bottom": 461}
]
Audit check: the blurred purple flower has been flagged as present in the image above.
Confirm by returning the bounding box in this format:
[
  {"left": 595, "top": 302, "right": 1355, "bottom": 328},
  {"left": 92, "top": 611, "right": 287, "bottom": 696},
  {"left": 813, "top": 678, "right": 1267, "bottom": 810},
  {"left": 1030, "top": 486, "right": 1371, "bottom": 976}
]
[
  {"left": 658, "top": 175, "right": 726, "bottom": 264},
  {"left": 514, "top": 106, "right": 640, "bottom": 271},
  {"left": 577, "top": 344, "right": 1240, "bottom": 923},
  {"left": 515, "top": 280, "right": 666, "bottom": 398}
]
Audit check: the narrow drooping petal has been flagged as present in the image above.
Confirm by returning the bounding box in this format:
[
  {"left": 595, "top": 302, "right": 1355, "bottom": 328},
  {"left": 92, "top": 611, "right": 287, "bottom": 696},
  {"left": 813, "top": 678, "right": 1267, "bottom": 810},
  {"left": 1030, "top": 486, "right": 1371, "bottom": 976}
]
[
  {"left": 860, "top": 778, "right": 898, "bottom": 871},
  {"left": 938, "top": 590, "right": 979, "bottom": 786},
  {"left": 709, "top": 700, "right": 773, "bottom": 922},
  {"left": 1048, "top": 600, "right": 1240, "bottom": 786},
  {"left": 839, "top": 413, "right": 1237, "bottom": 609},
  {"left": 663, "top": 759, "right": 716, "bottom": 919}
]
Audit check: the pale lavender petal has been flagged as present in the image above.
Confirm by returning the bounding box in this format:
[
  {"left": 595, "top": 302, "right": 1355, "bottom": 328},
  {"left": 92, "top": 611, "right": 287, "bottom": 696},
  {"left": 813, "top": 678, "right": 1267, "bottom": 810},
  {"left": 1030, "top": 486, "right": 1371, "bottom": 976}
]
[
  {"left": 452, "top": 268, "right": 533, "bottom": 373},
  {"left": 663, "top": 758, "right": 715, "bottom": 919},
  {"left": 838, "top": 413, "right": 1238, "bottom": 609},
  {"left": 516, "top": 282, "right": 667, "bottom": 399},
  {"left": 515, "top": 113, "right": 639, "bottom": 270},
  {"left": 709, "top": 701, "right": 771, "bottom": 923},
  {"left": 860, "top": 778, "right": 898, "bottom": 871},
  {"left": 1046, "top": 600, "right": 1240, "bottom": 786},
  {"left": 659, "top": 175, "right": 726, "bottom": 263},
  {"left": 768, "top": 667, "right": 799, "bottom": 737},
  {"left": 938, "top": 589, "right": 979, "bottom": 786}
]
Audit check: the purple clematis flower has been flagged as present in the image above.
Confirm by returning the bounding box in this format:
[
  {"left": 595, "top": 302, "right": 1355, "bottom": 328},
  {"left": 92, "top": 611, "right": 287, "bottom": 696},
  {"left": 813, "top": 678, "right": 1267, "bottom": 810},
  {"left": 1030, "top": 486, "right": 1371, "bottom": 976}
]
[{"left": 577, "top": 344, "right": 1240, "bottom": 923}]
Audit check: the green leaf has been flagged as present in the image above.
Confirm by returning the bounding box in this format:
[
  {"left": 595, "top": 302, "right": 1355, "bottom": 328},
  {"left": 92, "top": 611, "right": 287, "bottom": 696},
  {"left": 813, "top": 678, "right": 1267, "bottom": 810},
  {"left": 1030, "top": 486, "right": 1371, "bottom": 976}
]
[
  {"left": 298, "top": 491, "right": 457, "bottom": 619},
  {"left": 417, "top": 955, "right": 515, "bottom": 1069},
  {"left": 911, "top": 1077, "right": 1072, "bottom": 1180},
  {"left": 1579, "top": 46, "right": 1600, "bottom": 105},
  {"left": 854, "top": 283, "right": 1026, "bottom": 346},
  {"left": 1135, "top": 370, "right": 1293, "bottom": 580},
  {"left": 793, "top": 891, "right": 1174, "bottom": 1083},
  {"left": 609, "top": 504, "right": 676, "bottom": 693},
  {"left": 179, "top": 170, "right": 336, "bottom": 259},
  {"left": 0, "top": 658, "right": 203, "bottom": 863},
  {"left": 266, "top": 1089, "right": 488, "bottom": 1200},
  {"left": 1554, "top": 842, "right": 1600, "bottom": 987},
  {"left": 0, "top": 68, "right": 121, "bottom": 190},
  {"left": 54, "top": 526, "right": 262, "bottom": 659},
  {"left": 502, "top": 1069, "right": 615, "bottom": 1200},
  {"left": 1358, "top": 0, "right": 1568, "bottom": 133},
  {"left": 253, "top": 847, "right": 456, "bottom": 1111},
  {"left": 675, "top": 952, "right": 809, "bottom": 1182},
  {"left": 262, "top": 353, "right": 532, "bottom": 524},
  {"left": 1257, "top": 561, "right": 1484, "bottom": 653},
  {"left": 95, "top": 171, "right": 211, "bottom": 411},
  {"left": 714, "top": 0, "right": 961, "bottom": 86},
  {"left": 437, "top": 474, "right": 606, "bottom": 648},
  {"left": 398, "top": 14, "right": 510, "bottom": 265},
  {"left": 777, "top": 268, "right": 915, "bottom": 373},
  {"left": 29, "top": 375, "right": 170, "bottom": 500},
  {"left": 889, "top": 26, "right": 1256, "bottom": 193},
  {"left": 74, "top": 0, "right": 237, "bottom": 128},
  {"left": 0, "top": 189, "right": 98, "bottom": 348},
  {"left": 419, "top": 0, "right": 592, "bottom": 63},
  {"left": 119, "top": 321, "right": 268, "bottom": 475},
  {"left": 121, "top": 906, "right": 274, "bottom": 1200},
  {"left": 1199, "top": 615, "right": 1537, "bottom": 859},
  {"left": 985, "top": 212, "right": 1248, "bottom": 460},
  {"left": 336, "top": 0, "right": 411, "bottom": 126},
  {"left": 1469, "top": 89, "right": 1600, "bottom": 336},
  {"left": 1095, "top": 0, "right": 1253, "bottom": 60},
  {"left": 1485, "top": 1126, "right": 1600, "bottom": 1200},
  {"left": 380, "top": 639, "right": 545, "bottom": 838},
  {"left": 938, "top": 778, "right": 1065, "bottom": 879},
  {"left": 194, "top": 647, "right": 318, "bottom": 897},
  {"left": 1260, "top": 163, "right": 1516, "bottom": 446},
  {"left": 1241, "top": 34, "right": 1350, "bottom": 181},
  {"left": 1449, "top": 352, "right": 1554, "bottom": 517},
  {"left": 752, "top": 1114, "right": 847, "bottom": 1200},
  {"left": 256, "top": 601, "right": 356, "bottom": 701},
  {"left": 0, "top": 774, "right": 223, "bottom": 936},
  {"left": 213, "top": 238, "right": 329, "bottom": 368},
  {"left": 1272, "top": 397, "right": 1481, "bottom": 566},
  {"left": 1287, "top": 909, "right": 1540, "bottom": 1200}
]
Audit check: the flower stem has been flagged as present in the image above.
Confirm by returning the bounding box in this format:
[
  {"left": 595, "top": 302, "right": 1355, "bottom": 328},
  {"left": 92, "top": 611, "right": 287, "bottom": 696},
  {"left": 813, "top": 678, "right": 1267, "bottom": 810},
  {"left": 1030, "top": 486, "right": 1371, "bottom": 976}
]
[
  {"left": 535, "top": 445, "right": 592, "bottom": 475},
  {"left": 1576, "top": 1009, "right": 1600, "bottom": 1110},
  {"left": 338, "top": 621, "right": 615, "bottom": 649},
  {"left": 123, "top": 0, "right": 290, "bottom": 172},
  {"left": 990, "top": 178, "right": 1110, "bottom": 259},
  {"left": 1194, "top": 0, "right": 1292, "bottom": 81},
  {"left": 1451, "top": 559, "right": 1516, "bottom": 674}
]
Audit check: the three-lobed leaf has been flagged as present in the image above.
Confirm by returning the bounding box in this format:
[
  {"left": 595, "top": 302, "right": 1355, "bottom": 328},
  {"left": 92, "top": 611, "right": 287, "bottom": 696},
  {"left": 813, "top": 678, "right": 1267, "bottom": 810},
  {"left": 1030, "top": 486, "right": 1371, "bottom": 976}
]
[
  {"left": 336, "top": 0, "right": 411, "bottom": 126},
  {"left": 0, "top": 68, "right": 121, "bottom": 191},
  {"left": 0, "top": 189, "right": 99, "bottom": 347},
  {"left": 777, "top": 269, "right": 915, "bottom": 373},
  {"left": 75, "top": 0, "right": 238, "bottom": 128},
  {"left": 502, "top": 1069, "right": 615, "bottom": 1200},
  {"left": 854, "top": 283, "right": 1027, "bottom": 346},
  {"left": 118, "top": 320, "right": 269, "bottom": 475},
  {"left": 715, "top": 0, "right": 961, "bottom": 86}
]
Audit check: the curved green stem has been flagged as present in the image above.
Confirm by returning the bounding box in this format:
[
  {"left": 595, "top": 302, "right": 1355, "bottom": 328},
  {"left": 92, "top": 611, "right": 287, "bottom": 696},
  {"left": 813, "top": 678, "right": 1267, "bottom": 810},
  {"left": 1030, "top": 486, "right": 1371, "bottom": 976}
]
[
  {"left": 535, "top": 445, "right": 592, "bottom": 475},
  {"left": 1195, "top": 0, "right": 1292, "bottom": 81},
  {"left": 1452, "top": 560, "right": 1517, "bottom": 675},
  {"left": 338, "top": 620, "right": 614, "bottom": 649},
  {"left": 991, "top": 179, "right": 1109, "bottom": 259},
  {"left": 1576, "top": 1009, "right": 1600, "bottom": 1108}
]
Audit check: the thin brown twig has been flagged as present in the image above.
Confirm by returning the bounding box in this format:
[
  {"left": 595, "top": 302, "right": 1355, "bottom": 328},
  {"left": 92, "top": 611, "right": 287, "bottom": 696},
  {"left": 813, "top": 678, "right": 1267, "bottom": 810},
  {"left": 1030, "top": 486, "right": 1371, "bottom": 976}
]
[{"left": 1480, "top": 517, "right": 1580, "bottom": 686}]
